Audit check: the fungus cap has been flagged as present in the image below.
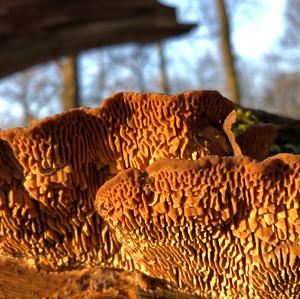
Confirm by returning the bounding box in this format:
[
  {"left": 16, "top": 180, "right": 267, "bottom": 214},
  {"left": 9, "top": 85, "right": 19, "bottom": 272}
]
[
  {"left": 0, "top": 90, "right": 246, "bottom": 270},
  {"left": 96, "top": 154, "right": 300, "bottom": 298}
]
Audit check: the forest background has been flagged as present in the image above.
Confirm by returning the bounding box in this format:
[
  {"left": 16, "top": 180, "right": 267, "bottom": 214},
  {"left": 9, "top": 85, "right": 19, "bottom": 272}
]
[{"left": 0, "top": 0, "right": 299, "bottom": 129}]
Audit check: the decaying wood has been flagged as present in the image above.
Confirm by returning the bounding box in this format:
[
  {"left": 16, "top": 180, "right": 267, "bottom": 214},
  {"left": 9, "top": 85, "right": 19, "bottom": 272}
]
[{"left": 0, "top": 256, "right": 202, "bottom": 299}]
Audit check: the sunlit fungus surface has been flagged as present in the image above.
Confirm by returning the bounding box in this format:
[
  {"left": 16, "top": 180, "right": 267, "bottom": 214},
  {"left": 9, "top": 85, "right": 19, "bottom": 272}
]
[
  {"left": 0, "top": 91, "right": 282, "bottom": 298},
  {"left": 96, "top": 155, "right": 300, "bottom": 298}
]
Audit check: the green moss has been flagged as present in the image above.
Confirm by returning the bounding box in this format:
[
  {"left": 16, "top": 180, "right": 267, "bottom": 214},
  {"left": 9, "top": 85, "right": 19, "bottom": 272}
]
[{"left": 234, "top": 108, "right": 260, "bottom": 135}]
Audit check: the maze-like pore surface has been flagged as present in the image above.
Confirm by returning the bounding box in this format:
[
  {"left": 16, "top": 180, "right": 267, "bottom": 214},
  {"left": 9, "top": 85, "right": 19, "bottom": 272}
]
[
  {"left": 0, "top": 90, "right": 240, "bottom": 270},
  {"left": 96, "top": 154, "right": 300, "bottom": 298}
]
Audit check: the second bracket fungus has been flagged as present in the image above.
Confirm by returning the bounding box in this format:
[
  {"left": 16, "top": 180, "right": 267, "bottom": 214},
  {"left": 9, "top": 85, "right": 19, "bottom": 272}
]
[{"left": 96, "top": 155, "right": 300, "bottom": 298}]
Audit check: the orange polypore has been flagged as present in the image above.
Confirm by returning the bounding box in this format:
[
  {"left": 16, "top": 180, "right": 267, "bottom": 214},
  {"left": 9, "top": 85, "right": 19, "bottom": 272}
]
[
  {"left": 96, "top": 155, "right": 300, "bottom": 298},
  {"left": 0, "top": 90, "right": 281, "bottom": 299},
  {"left": 0, "top": 91, "right": 245, "bottom": 270}
]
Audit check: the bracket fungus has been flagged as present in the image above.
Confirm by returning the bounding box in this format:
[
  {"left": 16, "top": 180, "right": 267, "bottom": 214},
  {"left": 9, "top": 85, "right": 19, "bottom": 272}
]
[
  {"left": 0, "top": 90, "right": 252, "bottom": 269},
  {"left": 0, "top": 90, "right": 280, "bottom": 298},
  {"left": 96, "top": 155, "right": 300, "bottom": 298}
]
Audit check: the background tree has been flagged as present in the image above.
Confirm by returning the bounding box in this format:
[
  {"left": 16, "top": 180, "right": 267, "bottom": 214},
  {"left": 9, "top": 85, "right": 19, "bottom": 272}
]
[
  {"left": 214, "top": 0, "right": 241, "bottom": 104},
  {"left": 59, "top": 55, "right": 80, "bottom": 110},
  {"left": 157, "top": 41, "right": 170, "bottom": 94},
  {"left": 280, "top": 0, "right": 300, "bottom": 67}
]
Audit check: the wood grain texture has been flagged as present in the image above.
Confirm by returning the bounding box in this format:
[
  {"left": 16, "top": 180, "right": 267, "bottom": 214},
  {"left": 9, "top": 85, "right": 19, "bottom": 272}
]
[{"left": 0, "top": 256, "right": 203, "bottom": 299}]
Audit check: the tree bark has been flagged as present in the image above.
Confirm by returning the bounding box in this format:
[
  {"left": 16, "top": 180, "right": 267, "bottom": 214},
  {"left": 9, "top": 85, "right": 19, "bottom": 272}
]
[
  {"left": 215, "top": 0, "right": 241, "bottom": 104},
  {"left": 60, "top": 55, "right": 80, "bottom": 110}
]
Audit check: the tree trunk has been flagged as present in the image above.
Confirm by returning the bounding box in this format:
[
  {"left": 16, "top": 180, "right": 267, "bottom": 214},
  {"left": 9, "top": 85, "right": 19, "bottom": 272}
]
[
  {"left": 60, "top": 55, "right": 80, "bottom": 110},
  {"left": 98, "top": 50, "right": 106, "bottom": 101},
  {"left": 215, "top": 0, "right": 240, "bottom": 104},
  {"left": 158, "top": 41, "right": 170, "bottom": 94},
  {"left": 135, "top": 47, "right": 146, "bottom": 92},
  {"left": 19, "top": 70, "right": 36, "bottom": 125}
]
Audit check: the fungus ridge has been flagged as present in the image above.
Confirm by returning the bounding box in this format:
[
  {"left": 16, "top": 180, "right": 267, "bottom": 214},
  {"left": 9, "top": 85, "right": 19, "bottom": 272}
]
[{"left": 236, "top": 124, "right": 277, "bottom": 161}]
